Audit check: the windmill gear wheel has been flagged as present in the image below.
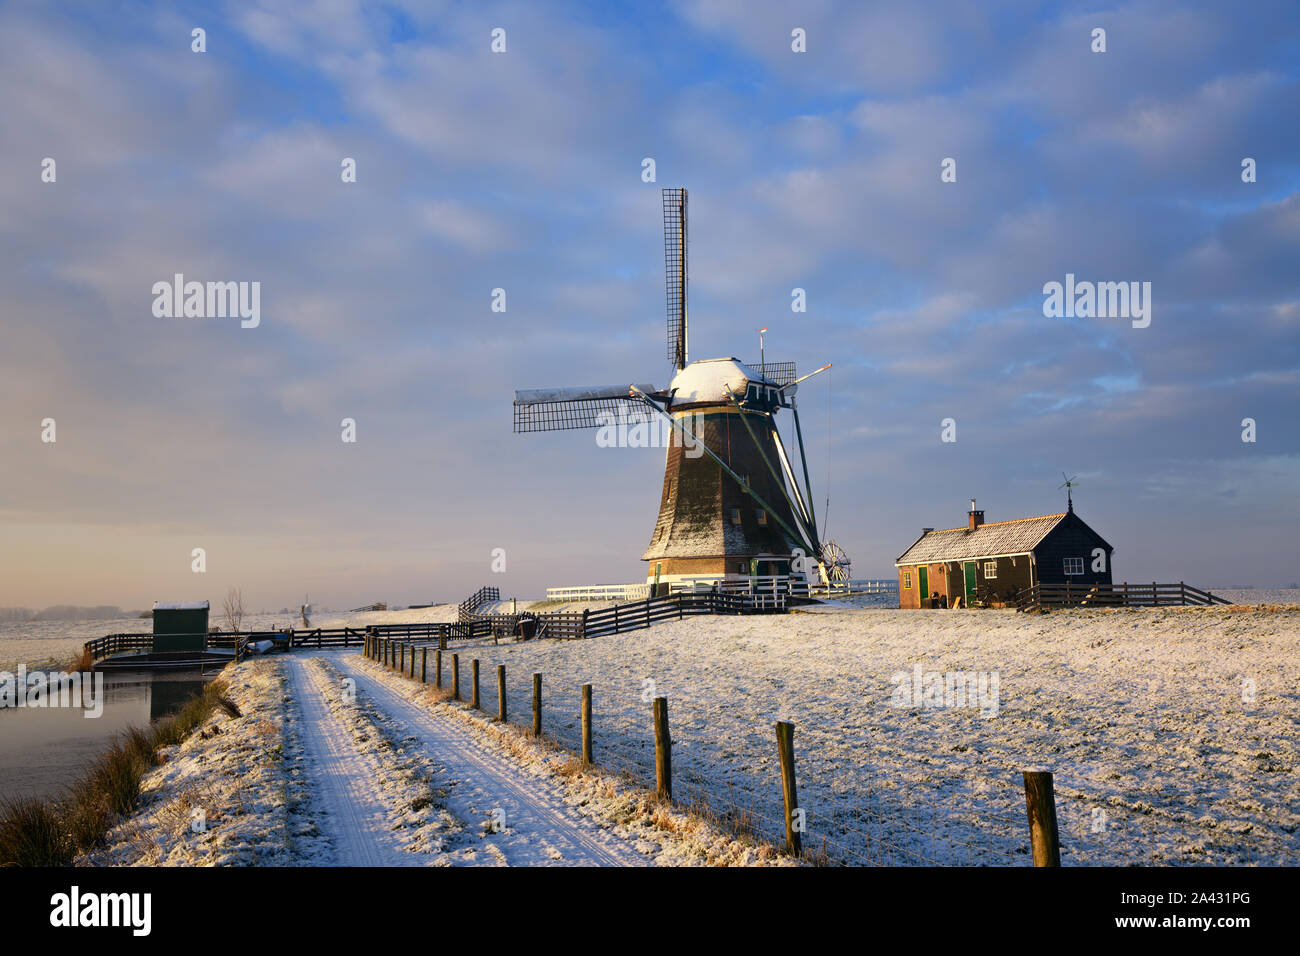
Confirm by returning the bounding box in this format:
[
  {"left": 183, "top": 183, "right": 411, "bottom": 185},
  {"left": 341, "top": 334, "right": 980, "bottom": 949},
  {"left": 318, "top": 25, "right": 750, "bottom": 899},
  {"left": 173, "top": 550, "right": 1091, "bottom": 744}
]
[{"left": 819, "top": 540, "right": 852, "bottom": 582}]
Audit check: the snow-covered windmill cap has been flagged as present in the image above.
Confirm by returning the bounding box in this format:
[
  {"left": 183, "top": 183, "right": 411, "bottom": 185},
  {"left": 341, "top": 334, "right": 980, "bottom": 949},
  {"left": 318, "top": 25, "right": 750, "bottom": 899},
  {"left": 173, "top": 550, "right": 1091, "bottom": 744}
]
[{"left": 668, "top": 357, "right": 778, "bottom": 405}]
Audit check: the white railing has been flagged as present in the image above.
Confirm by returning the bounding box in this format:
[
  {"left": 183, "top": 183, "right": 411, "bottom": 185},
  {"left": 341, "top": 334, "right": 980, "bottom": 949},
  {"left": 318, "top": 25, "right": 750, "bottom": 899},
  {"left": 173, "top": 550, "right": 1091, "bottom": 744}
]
[
  {"left": 813, "top": 579, "right": 899, "bottom": 595},
  {"left": 668, "top": 575, "right": 810, "bottom": 597},
  {"left": 545, "top": 583, "right": 652, "bottom": 602}
]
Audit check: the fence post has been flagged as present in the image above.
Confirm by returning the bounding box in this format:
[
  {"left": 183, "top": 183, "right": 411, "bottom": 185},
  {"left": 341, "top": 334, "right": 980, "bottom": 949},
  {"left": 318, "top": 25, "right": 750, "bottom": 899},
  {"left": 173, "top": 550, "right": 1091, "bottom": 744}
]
[
  {"left": 581, "top": 608, "right": 589, "bottom": 639},
  {"left": 436, "top": 649, "right": 442, "bottom": 687},
  {"left": 775, "top": 721, "right": 801, "bottom": 856},
  {"left": 581, "top": 683, "right": 593, "bottom": 766},
  {"left": 645, "top": 596, "right": 650, "bottom": 629},
  {"left": 472, "top": 659, "right": 480, "bottom": 709},
  {"left": 452, "top": 654, "right": 460, "bottom": 700},
  {"left": 532, "top": 673, "right": 542, "bottom": 737},
  {"left": 1152, "top": 582, "right": 1158, "bottom": 607},
  {"left": 654, "top": 697, "right": 671, "bottom": 801},
  {"left": 410, "top": 645, "right": 416, "bottom": 679},
  {"left": 1022, "top": 771, "right": 1061, "bottom": 867},
  {"left": 497, "top": 665, "right": 507, "bottom": 722},
  {"left": 421, "top": 647, "right": 427, "bottom": 684}
]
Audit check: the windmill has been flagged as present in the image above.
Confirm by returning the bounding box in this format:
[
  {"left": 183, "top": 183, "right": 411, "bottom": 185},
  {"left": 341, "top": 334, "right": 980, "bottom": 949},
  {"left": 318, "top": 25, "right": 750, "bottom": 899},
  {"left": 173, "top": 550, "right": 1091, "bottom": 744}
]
[
  {"left": 512, "top": 187, "right": 838, "bottom": 588},
  {"left": 1058, "top": 473, "right": 1079, "bottom": 512}
]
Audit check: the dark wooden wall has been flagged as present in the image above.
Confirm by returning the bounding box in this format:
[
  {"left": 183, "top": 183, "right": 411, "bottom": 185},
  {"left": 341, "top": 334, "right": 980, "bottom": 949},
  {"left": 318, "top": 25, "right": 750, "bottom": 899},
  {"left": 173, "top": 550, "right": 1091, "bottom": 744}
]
[{"left": 1033, "top": 513, "right": 1114, "bottom": 586}]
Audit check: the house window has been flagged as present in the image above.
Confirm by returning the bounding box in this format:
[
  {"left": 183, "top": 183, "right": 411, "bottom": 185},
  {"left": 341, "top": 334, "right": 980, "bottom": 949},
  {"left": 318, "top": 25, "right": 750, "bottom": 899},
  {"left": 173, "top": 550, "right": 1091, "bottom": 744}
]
[
  {"left": 756, "top": 510, "right": 768, "bottom": 526},
  {"left": 904, "top": 571, "right": 912, "bottom": 589},
  {"left": 738, "top": 562, "right": 747, "bottom": 574},
  {"left": 983, "top": 561, "right": 997, "bottom": 578},
  {"left": 729, "top": 508, "right": 742, "bottom": 525},
  {"left": 1063, "top": 557, "right": 1083, "bottom": 575}
]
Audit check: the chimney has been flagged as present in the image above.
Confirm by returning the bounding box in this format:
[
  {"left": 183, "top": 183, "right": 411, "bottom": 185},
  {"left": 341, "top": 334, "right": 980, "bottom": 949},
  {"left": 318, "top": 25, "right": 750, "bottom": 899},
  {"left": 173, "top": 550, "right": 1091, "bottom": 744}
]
[{"left": 967, "top": 498, "right": 984, "bottom": 531}]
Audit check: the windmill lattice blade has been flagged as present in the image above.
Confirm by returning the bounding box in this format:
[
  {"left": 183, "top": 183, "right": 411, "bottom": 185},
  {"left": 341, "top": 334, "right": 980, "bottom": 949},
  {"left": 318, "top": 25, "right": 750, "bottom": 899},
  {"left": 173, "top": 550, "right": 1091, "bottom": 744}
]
[
  {"left": 663, "top": 187, "right": 688, "bottom": 369},
  {"left": 743, "top": 360, "right": 797, "bottom": 386},
  {"left": 513, "top": 385, "right": 658, "bottom": 433}
]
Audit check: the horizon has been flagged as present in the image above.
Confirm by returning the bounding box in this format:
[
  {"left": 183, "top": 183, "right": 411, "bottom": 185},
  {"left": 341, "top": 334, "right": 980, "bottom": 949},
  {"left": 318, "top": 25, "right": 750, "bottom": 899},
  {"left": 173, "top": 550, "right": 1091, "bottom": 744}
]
[{"left": 2, "top": 1, "right": 1298, "bottom": 610}]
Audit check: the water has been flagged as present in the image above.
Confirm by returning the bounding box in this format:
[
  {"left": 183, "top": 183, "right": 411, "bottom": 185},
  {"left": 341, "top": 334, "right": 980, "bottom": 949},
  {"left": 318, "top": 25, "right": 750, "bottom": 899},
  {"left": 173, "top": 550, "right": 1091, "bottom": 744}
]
[
  {"left": 0, "top": 611, "right": 318, "bottom": 805},
  {"left": 0, "top": 667, "right": 223, "bottom": 803}
]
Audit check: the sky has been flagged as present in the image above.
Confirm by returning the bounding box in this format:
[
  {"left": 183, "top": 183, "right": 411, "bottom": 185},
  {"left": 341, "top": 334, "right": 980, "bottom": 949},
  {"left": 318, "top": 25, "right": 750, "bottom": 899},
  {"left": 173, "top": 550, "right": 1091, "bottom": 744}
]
[{"left": 1, "top": 0, "right": 1297, "bottom": 611}]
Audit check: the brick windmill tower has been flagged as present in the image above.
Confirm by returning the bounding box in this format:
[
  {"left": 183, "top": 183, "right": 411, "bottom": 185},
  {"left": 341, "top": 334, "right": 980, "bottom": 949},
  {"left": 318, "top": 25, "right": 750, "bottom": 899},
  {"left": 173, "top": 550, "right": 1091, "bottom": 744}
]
[{"left": 513, "top": 188, "right": 835, "bottom": 589}]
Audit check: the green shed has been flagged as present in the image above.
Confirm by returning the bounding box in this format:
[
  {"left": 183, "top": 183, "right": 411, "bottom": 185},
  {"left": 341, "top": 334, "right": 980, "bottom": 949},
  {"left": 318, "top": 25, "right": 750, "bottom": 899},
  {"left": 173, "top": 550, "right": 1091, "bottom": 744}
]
[{"left": 152, "top": 601, "right": 209, "bottom": 653}]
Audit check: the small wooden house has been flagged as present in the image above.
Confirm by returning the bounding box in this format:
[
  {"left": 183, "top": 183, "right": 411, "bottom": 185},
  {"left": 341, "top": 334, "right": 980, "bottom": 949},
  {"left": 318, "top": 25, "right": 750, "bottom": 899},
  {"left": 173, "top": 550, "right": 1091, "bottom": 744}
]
[
  {"left": 152, "top": 600, "right": 209, "bottom": 652},
  {"left": 895, "top": 500, "right": 1113, "bottom": 608}
]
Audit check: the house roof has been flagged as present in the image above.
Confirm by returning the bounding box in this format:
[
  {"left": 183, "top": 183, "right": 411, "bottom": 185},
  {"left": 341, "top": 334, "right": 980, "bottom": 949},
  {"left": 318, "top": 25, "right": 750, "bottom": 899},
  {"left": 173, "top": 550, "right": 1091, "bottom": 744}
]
[
  {"left": 153, "top": 601, "right": 210, "bottom": 611},
  {"left": 895, "top": 513, "right": 1068, "bottom": 565}
]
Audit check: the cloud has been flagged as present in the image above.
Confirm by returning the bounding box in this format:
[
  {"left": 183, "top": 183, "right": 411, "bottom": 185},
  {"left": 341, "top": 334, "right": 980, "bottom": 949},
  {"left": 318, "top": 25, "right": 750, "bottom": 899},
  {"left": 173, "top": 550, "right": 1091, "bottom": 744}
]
[{"left": 0, "top": 0, "right": 1296, "bottom": 608}]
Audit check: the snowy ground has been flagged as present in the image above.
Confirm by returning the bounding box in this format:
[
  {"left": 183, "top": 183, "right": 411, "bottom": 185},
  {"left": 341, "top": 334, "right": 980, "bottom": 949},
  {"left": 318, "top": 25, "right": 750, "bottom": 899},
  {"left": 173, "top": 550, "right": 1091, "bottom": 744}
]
[
  {"left": 84, "top": 658, "right": 327, "bottom": 865},
  {"left": 415, "top": 604, "right": 1299, "bottom": 866},
  {"left": 7, "top": 589, "right": 1293, "bottom": 671},
  {"left": 88, "top": 651, "right": 790, "bottom": 866}
]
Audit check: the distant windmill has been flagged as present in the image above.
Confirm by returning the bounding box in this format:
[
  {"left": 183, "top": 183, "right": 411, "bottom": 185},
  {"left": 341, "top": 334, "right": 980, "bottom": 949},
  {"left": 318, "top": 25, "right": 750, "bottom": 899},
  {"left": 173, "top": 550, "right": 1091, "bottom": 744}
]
[
  {"left": 1058, "top": 473, "right": 1079, "bottom": 512},
  {"left": 512, "top": 188, "right": 839, "bottom": 587}
]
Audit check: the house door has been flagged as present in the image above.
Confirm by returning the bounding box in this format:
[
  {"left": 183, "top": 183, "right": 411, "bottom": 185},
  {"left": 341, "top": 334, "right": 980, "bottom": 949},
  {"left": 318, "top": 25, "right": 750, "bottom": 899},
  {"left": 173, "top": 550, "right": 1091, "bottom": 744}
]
[
  {"left": 963, "top": 562, "right": 977, "bottom": 603},
  {"left": 918, "top": 566, "right": 929, "bottom": 602}
]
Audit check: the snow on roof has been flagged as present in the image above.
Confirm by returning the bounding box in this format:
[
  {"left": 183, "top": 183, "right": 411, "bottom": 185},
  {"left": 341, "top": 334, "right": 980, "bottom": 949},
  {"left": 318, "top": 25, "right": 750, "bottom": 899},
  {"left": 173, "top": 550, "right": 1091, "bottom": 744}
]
[
  {"left": 895, "top": 514, "right": 1068, "bottom": 565},
  {"left": 153, "top": 601, "right": 210, "bottom": 611},
  {"left": 668, "top": 358, "right": 776, "bottom": 406}
]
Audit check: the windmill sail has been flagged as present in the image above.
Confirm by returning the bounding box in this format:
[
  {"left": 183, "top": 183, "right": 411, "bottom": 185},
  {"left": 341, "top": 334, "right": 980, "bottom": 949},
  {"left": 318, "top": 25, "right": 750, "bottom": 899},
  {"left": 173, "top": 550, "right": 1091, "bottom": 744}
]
[
  {"left": 513, "top": 384, "right": 658, "bottom": 433},
  {"left": 663, "top": 187, "right": 688, "bottom": 370},
  {"left": 744, "top": 360, "right": 796, "bottom": 387}
]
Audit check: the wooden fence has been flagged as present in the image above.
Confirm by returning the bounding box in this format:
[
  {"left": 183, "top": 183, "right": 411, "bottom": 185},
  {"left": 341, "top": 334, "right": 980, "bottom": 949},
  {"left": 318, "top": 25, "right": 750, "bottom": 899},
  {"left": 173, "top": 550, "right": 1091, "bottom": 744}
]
[
  {"left": 455, "top": 589, "right": 786, "bottom": 642},
  {"left": 87, "top": 587, "right": 792, "bottom": 666},
  {"left": 457, "top": 586, "right": 500, "bottom": 621},
  {"left": 82, "top": 621, "right": 482, "bottom": 664},
  {"left": 362, "top": 633, "right": 1063, "bottom": 866},
  {"left": 1015, "top": 581, "right": 1232, "bottom": 612}
]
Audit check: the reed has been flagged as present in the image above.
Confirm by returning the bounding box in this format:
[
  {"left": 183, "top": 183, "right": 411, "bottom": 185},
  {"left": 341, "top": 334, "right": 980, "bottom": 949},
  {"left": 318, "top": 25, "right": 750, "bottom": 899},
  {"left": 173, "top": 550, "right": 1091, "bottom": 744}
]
[{"left": 0, "top": 677, "right": 234, "bottom": 866}]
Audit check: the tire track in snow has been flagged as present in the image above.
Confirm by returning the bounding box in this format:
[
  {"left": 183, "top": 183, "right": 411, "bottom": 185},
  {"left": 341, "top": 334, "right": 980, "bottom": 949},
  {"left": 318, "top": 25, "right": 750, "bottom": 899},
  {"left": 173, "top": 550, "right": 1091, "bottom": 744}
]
[
  {"left": 285, "top": 656, "right": 423, "bottom": 866},
  {"left": 336, "top": 655, "right": 648, "bottom": 867}
]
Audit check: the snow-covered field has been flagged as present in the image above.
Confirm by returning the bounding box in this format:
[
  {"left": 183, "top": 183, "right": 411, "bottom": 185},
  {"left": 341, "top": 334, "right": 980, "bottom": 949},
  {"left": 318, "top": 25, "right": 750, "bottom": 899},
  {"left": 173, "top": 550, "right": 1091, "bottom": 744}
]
[
  {"left": 419, "top": 604, "right": 1298, "bottom": 866},
  {"left": 23, "top": 593, "right": 1300, "bottom": 867}
]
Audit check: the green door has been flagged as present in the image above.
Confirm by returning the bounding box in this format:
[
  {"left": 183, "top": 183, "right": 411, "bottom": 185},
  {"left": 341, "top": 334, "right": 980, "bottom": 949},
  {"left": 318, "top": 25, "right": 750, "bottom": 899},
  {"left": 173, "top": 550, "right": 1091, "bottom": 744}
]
[
  {"left": 963, "top": 561, "right": 977, "bottom": 603},
  {"left": 917, "top": 566, "right": 929, "bottom": 603}
]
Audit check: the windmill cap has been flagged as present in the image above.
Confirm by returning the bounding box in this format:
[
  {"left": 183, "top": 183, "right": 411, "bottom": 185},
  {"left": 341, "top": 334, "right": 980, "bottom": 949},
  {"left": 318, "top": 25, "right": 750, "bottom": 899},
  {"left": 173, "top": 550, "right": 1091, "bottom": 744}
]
[{"left": 669, "top": 358, "right": 779, "bottom": 404}]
